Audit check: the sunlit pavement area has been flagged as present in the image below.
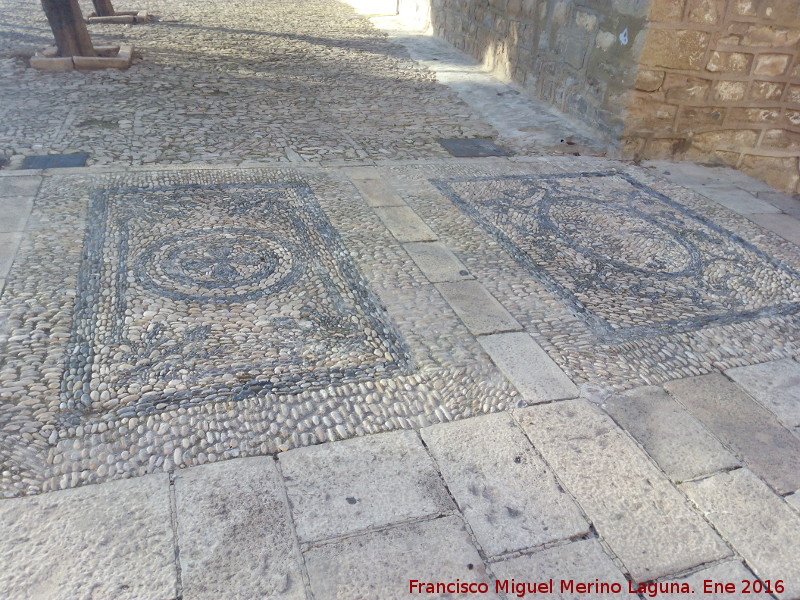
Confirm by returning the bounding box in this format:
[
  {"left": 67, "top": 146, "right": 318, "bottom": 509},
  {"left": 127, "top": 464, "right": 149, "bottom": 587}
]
[{"left": 1, "top": 0, "right": 800, "bottom": 598}]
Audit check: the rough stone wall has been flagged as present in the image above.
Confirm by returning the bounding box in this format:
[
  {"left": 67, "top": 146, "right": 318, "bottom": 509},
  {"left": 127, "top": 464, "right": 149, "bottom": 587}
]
[
  {"left": 421, "top": 0, "right": 652, "bottom": 141},
  {"left": 398, "top": 0, "right": 800, "bottom": 193},
  {"left": 624, "top": 0, "right": 800, "bottom": 193}
]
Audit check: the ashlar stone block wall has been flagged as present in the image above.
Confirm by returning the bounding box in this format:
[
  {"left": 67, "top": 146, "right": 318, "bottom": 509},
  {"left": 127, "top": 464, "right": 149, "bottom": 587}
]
[
  {"left": 399, "top": 0, "right": 800, "bottom": 193},
  {"left": 627, "top": 0, "right": 800, "bottom": 193},
  {"left": 414, "top": 0, "right": 652, "bottom": 141}
]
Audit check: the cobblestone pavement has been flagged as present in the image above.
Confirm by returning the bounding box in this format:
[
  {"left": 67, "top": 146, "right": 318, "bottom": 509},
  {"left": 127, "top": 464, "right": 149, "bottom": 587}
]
[
  {"left": 1, "top": 0, "right": 800, "bottom": 598},
  {"left": 1, "top": 0, "right": 498, "bottom": 166}
]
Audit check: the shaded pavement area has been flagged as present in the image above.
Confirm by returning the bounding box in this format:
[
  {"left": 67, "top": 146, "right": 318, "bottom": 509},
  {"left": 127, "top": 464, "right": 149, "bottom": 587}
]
[{"left": 0, "top": 0, "right": 799, "bottom": 598}]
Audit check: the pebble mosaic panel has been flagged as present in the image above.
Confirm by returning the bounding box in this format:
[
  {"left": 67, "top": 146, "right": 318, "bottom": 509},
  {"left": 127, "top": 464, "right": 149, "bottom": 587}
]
[
  {"left": 0, "top": 167, "right": 517, "bottom": 497},
  {"left": 385, "top": 160, "right": 800, "bottom": 389},
  {"left": 60, "top": 182, "right": 411, "bottom": 425},
  {"left": 432, "top": 172, "right": 800, "bottom": 343}
]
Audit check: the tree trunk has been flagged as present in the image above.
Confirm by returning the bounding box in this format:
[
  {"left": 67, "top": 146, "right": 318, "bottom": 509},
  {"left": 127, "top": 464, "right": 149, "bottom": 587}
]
[
  {"left": 91, "top": 0, "right": 116, "bottom": 17},
  {"left": 40, "top": 0, "right": 95, "bottom": 57}
]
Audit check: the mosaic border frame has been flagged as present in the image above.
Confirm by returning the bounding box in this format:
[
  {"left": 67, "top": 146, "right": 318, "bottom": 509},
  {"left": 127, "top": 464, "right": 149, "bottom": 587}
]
[
  {"left": 0, "top": 166, "right": 520, "bottom": 498},
  {"left": 431, "top": 171, "right": 800, "bottom": 344},
  {"left": 58, "top": 181, "right": 414, "bottom": 426}
]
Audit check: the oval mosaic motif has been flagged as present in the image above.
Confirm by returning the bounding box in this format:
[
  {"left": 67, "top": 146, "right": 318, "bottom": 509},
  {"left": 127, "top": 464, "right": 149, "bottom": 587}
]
[
  {"left": 541, "top": 196, "right": 696, "bottom": 276},
  {"left": 135, "top": 228, "right": 304, "bottom": 302}
]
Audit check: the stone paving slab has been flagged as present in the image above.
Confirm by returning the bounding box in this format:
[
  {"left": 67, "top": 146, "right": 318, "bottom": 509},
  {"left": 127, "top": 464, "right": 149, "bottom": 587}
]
[
  {"left": 421, "top": 412, "right": 589, "bottom": 557},
  {"left": 0, "top": 232, "right": 23, "bottom": 277},
  {"left": 490, "top": 539, "right": 628, "bottom": 599},
  {"left": 174, "top": 457, "right": 306, "bottom": 600},
  {"left": 644, "top": 162, "right": 775, "bottom": 197},
  {"left": 304, "top": 516, "right": 497, "bottom": 599},
  {"left": 725, "top": 359, "right": 800, "bottom": 428},
  {"left": 748, "top": 213, "right": 800, "bottom": 246},
  {"left": 696, "top": 185, "right": 782, "bottom": 215},
  {"left": 435, "top": 280, "right": 522, "bottom": 335},
  {"left": 681, "top": 469, "right": 800, "bottom": 600},
  {"left": 659, "top": 560, "right": 758, "bottom": 600},
  {"left": 0, "top": 474, "right": 175, "bottom": 600},
  {"left": 721, "top": 171, "right": 779, "bottom": 195},
  {"left": 653, "top": 169, "right": 728, "bottom": 189},
  {"left": 402, "top": 240, "right": 472, "bottom": 283},
  {"left": 349, "top": 177, "right": 407, "bottom": 207},
  {"left": 665, "top": 375, "right": 800, "bottom": 495},
  {"left": 477, "top": 332, "right": 578, "bottom": 403},
  {"left": 0, "top": 175, "right": 42, "bottom": 197},
  {"left": 373, "top": 205, "right": 438, "bottom": 242},
  {"left": 280, "top": 430, "right": 453, "bottom": 543},
  {"left": 756, "top": 191, "right": 800, "bottom": 220},
  {"left": 0, "top": 197, "right": 32, "bottom": 232},
  {"left": 516, "top": 400, "right": 731, "bottom": 582},
  {"left": 339, "top": 166, "right": 381, "bottom": 179},
  {"left": 603, "top": 386, "right": 739, "bottom": 482}
]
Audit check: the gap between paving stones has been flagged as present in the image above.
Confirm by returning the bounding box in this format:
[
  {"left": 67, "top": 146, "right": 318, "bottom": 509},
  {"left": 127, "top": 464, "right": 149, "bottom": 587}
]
[
  {"left": 167, "top": 473, "right": 184, "bottom": 600},
  {"left": 273, "top": 455, "right": 316, "bottom": 599}
]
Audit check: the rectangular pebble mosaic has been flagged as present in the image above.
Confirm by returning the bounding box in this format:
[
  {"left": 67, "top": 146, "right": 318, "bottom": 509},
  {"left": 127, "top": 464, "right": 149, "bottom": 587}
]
[
  {"left": 387, "top": 160, "right": 800, "bottom": 390},
  {"left": 432, "top": 171, "right": 800, "bottom": 343},
  {"left": 61, "top": 180, "right": 410, "bottom": 425},
  {"left": 0, "top": 166, "right": 517, "bottom": 497}
]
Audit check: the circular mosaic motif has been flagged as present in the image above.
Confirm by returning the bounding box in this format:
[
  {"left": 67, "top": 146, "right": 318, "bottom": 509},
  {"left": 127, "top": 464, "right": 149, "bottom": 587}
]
[
  {"left": 540, "top": 196, "right": 698, "bottom": 276},
  {"left": 135, "top": 228, "right": 304, "bottom": 302}
]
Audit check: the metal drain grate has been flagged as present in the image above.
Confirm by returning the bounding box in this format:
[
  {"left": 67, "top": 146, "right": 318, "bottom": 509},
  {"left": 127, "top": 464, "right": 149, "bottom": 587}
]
[
  {"left": 438, "top": 138, "right": 510, "bottom": 157},
  {"left": 22, "top": 153, "right": 89, "bottom": 169}
]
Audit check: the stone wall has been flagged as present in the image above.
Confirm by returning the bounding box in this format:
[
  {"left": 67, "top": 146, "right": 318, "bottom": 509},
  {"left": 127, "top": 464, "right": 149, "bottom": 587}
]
[
  {"left": 417, "top": 0, "right": 652, "bottom": 141},
  {"left": 625, "top": 0, "right": 800, "bottom": 193},
  {"left": 396, "top": 0, "right": 800, "bottom": 193}
]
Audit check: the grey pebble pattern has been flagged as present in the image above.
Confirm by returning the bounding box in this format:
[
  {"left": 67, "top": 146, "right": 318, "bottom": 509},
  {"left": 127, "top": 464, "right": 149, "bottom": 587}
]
[
  {"left": 0, "top": 0, "right": 495, "bottom": 166},
  {"left": 391, "top": 161, "right": 800, "bottom": 389},
  {"left": 61, "top": 178, "right": 411, "bottom": 422},
  {"left": 0, "top": 167, "right": 518, "bottom": 497}
]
